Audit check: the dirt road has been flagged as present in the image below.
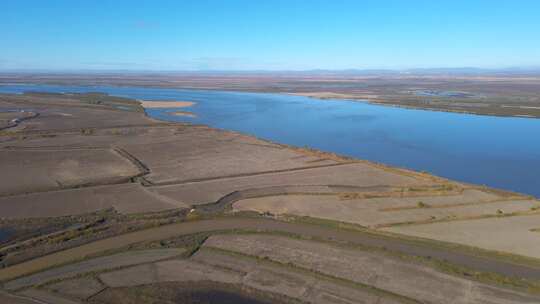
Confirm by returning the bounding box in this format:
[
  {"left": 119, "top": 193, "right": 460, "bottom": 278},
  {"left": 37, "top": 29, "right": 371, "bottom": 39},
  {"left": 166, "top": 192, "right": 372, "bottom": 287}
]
[{"left": 1, "top": 218, "right": 539, "bottom": 283}]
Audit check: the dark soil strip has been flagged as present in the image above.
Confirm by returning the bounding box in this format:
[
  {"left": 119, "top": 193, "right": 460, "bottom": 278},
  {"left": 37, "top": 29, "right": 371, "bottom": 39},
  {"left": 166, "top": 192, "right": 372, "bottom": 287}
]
[
  {"left": 113, "top": 147, "right": 151, "bottom": 176},
  {"left": 0, "top": 111, "right": 39, "bottom": 131}
]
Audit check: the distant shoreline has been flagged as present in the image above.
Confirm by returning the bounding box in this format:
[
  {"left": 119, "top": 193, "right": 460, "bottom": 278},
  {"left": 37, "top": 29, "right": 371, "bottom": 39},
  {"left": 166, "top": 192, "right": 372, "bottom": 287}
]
[
  {"left": 2, "top": 74, "right": 539, "bottom": 119},
  {"left": 289, "top": 92, "right": 540, "bottom": 120},
  {"left": 138, "top": 100, "right": 195, "bottom": 108}
]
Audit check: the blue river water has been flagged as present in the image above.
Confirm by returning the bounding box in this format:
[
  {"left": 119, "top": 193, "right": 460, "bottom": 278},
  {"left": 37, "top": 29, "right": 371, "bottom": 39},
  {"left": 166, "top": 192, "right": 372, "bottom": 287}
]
[{"left": 1, "top": 84, "right": 539, "bottom": 198}]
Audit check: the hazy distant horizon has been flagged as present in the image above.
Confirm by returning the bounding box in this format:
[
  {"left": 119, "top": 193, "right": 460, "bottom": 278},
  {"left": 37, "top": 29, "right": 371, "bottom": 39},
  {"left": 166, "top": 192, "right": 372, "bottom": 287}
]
[
  {"left": 3, "top": 1, "right": 540, "bottom": 71},
  {"left": 2, "top": 66, "right": 540, "bottom": 76}
]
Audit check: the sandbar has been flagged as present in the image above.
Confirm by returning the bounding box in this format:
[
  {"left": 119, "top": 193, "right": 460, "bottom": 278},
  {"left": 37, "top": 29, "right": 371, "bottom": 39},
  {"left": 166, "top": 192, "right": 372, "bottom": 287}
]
[
  {"left": 168, "top": 110, "right": 197, "bottom": 118},
  {"left": 139, "top": 100, "right": 195, "bottom": 108}
]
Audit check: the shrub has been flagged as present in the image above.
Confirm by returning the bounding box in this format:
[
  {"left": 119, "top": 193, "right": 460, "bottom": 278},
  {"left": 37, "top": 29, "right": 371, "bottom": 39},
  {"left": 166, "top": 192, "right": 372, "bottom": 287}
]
[
  {"left": 417, "top": 201, "right": 429, "bottom": 208},
  {"left": 80, "top": 128, "right": 94, "bottom": 135}
]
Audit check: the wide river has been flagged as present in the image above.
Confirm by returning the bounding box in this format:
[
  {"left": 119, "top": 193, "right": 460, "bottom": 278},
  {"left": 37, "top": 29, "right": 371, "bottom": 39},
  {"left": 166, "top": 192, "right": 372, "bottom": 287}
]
[{"left": 1, "top": 84, "right": 539, "bottom": 198}]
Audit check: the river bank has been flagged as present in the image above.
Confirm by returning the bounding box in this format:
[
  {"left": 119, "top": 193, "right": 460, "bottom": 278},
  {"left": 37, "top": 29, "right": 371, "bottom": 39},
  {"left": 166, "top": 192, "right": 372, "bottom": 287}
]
[
  {"left": 2, "top": 84, "right": 539, "bottom": 198},
  {"left": 1, "top": 91, "right": 540, "bottom": 303}
]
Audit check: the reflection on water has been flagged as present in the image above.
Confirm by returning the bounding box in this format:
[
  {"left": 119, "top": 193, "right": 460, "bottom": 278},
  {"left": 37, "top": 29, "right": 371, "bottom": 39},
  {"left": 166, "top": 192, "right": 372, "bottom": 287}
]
[
  {"left": 1, "top": 84, "right": 539, "bottom": 197},
  {"left": 174, "top": 290, "right": 271, "bottom": 304},
  {"left": 0, "top": 227, "right": 14, "bottom": 244}
]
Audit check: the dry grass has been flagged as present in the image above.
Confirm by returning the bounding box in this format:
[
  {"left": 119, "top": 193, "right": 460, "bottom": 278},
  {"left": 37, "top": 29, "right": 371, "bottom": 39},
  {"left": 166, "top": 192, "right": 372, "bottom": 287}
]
[{"left": 203, "top": 234, "right": 540, "bottom": 303}]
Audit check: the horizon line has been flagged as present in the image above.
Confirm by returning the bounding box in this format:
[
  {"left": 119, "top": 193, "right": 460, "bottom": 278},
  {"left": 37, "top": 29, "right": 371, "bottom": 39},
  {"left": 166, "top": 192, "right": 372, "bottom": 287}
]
[{"left": 2, "top": 66, "right": 540, "bottom": 75}]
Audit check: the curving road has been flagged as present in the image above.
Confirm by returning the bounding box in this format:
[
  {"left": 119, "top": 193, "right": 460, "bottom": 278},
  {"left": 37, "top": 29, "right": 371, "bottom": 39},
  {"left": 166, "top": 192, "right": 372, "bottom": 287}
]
[{"left": 1, "top": 217, "right": 540, "bottom": 284}]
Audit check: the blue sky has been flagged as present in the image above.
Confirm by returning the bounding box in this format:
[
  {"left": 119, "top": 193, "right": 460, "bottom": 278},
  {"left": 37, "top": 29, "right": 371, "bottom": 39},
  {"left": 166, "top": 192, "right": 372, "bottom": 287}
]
[{"left": 2, "top": 0, "right": 540, "bottom": 71}]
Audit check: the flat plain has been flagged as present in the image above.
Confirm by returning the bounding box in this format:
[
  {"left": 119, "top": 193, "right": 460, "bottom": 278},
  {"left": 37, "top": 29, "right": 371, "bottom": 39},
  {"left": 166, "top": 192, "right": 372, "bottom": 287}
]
[
  {"left": 0, "top": 90, "right": 539, "bottom": 303},
  {"left": 203, "top": 234, "right": 540, "bottom": 304},
  {"left": 3, "top": 72, "right": 540, "bottom": 118}
]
